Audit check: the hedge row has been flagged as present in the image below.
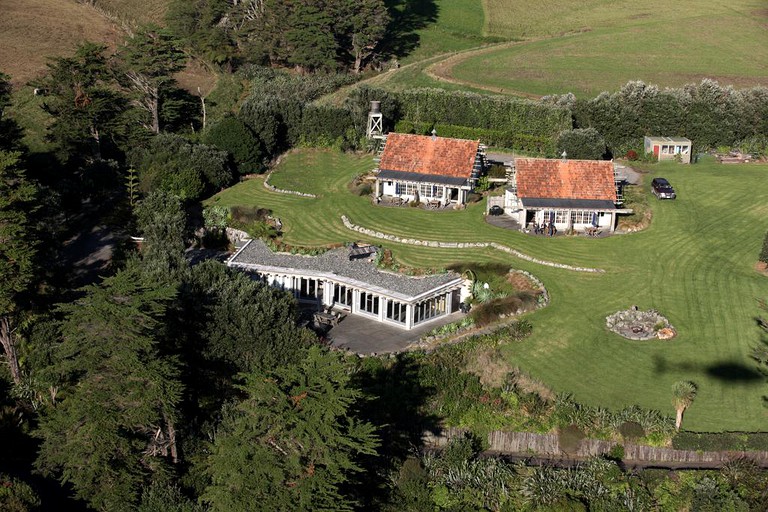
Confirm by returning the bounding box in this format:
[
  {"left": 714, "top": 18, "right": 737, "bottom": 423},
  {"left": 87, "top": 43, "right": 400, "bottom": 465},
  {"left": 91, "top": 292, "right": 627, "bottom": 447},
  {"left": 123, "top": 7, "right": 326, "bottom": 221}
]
[
  {"left": 394, "top": 120, "right": 555, "bottom": 155},
  {"left": 573, "top": 80, "right": 768, "bottom": 154},
  {"left": 394, "top": 88, "right": 571, "bottom": 138},
  {"left": 671, "top": 431, "right": 768, "bottom": 452}
]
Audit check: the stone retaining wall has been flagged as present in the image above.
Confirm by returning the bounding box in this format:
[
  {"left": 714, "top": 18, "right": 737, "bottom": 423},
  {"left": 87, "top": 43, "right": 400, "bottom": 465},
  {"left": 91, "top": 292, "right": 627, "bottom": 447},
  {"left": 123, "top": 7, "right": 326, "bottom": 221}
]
[
  {"left": 341, "top": 215, "right": 604, "bottom": 273},
  {"left": 263, "top": 170, "right": 317, "bottom": 198}
]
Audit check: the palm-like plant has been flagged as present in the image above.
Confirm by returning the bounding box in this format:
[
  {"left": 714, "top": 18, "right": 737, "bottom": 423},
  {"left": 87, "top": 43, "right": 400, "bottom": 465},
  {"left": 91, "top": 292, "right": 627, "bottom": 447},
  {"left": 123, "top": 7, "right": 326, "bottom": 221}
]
[{"left": 672, "top": 380, "right": 698, "bottom": 431}]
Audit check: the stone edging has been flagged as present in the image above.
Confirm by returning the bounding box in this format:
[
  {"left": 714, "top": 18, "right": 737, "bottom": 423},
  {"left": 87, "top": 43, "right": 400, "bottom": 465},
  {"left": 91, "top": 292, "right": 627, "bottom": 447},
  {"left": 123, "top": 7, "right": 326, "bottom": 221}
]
[
  {"left": 341, "top": 215, "right": 604, "bottom": 273},
  {"left": 263, "top": 169, "right": 317, "bottom": 198}
]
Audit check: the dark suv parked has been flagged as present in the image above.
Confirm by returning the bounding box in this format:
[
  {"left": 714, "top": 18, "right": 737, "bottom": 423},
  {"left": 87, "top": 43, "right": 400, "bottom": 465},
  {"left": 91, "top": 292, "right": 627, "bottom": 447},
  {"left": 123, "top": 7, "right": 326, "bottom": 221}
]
[{"left": 651, "top": 177, "right": 676, "bottom": 200}]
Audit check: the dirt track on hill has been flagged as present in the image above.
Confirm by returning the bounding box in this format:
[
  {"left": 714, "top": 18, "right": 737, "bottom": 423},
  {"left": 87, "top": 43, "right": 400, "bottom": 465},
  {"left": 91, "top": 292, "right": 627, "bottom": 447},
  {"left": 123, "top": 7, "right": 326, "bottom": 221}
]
[{"left": 423, "top": 41, "right": 543, "bottom": 99}]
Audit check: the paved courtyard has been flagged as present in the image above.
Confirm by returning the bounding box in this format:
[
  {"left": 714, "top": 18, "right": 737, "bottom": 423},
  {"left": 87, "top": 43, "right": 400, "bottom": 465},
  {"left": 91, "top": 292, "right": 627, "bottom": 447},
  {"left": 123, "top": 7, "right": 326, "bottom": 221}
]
[{"left": 328, "top": 311, "right": 466, "bottom": 355}]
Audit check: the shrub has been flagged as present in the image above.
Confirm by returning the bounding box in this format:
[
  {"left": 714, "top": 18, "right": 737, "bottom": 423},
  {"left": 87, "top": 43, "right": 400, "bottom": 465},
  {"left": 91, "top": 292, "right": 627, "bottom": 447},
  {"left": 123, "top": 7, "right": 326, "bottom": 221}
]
[
  {"left": 203, "top": 115, "right": 266, "bottom": 175},
  {"left": 471, "top": 295, "right": 535, "bottom": 328},
  {"left": 671, "top": 432, "right": 755, "bottom": 451},
  {"left": 559, "top": 424, "right": 586, "bottom": 454},
  {"left": 229, "top": 205, "right": 272, "bottom": 225},
  {"left": 129, "top": 134, "right": 234, "bottom": 200},
  {"left": 619, "top": 421, "right": 646, "bottom": 441},
  {"left": 737, "top": 134, "right": 768, "bottom": 157},
  {"left": 353, "top": 183, "right": 372, "bottom": 196},
  {"left": 395, "top": 88, "right": 571, "bottom": 138},
  {"left": 504, "top": 319, "right": 533, "bottom": 340},
  {"left": 760, "top": 231, "right": 768, "bottom": 264},
  {"left": 394, "top": 120, "right": 556, "bottom": 155},
  {"left": 488, "top": 164, "right": 507, "bottom": 179},
  {"left": 607, "top": 444, "right": 625, "bottom": 461},
  {"left": 467, "top": 192, "right": 482, "bottom": 203},
  {"left": 300, "top": 105, "right": 354, "bottom": 147},
  {"left": 556, "top": 128, "right": 607, "bottom": 160},
  {"left": 626, "top": 149, "right": 639, "bottom": 160}
]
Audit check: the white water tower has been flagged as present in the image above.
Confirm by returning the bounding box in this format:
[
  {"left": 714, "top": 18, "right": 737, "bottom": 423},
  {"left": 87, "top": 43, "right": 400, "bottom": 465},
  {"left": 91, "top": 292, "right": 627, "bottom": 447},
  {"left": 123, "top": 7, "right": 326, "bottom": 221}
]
[{"left": 366, "top": 101, "right": 384, "bottom": 139}]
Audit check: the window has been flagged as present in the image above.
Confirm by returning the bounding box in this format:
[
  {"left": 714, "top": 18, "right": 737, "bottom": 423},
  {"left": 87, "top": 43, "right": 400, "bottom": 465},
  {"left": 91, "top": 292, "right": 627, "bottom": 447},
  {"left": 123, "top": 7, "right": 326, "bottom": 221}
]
[
  {"left": 413, "top": 294, "right": 447, "bottom": 325},
  {"left": 359, "top": 292, "right": 379, "bottom": 315},
  {"left": 386, "top": 300, "right": 407, "bottom": 323},
  {"left": 333, "top": 284, "right": 352, "bottom": 307},
  {"left": 554, "top": 210, "right": 568, "bottom": 224},
  {"left": 570, "top": 211, "right": 596, "bottom": 225},
  {"left": 396, "top": 182, "right": 417, "bottom": 196},
  {"left": 299, "top": 277, "right": 319, "bottom": 300},
  {"left": 418, "top": 184, "right": 444, "bottom": 198}
]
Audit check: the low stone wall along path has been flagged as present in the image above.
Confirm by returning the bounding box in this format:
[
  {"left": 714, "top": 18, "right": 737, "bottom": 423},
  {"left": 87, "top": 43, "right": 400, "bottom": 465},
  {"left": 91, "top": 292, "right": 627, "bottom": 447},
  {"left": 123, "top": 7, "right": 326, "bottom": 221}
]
[{"left": 341, "top": 215, "right": 605, "bottom": 273}]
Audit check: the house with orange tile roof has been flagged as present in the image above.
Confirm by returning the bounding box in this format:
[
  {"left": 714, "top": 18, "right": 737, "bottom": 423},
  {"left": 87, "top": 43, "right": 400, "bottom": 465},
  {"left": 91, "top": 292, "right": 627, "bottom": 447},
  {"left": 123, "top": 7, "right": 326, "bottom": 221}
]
[
  {"left": 374, "top": 132, "right": 485, "bottom": 207},
  {"left": 503, "top": 158, "right": 623, "bottom": 233}
]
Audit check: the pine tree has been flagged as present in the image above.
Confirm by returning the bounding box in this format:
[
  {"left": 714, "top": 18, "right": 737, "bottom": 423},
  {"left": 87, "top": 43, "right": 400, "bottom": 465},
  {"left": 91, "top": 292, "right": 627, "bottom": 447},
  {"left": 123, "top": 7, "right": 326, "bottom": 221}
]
[
  {"left": 202, "top": 346, "right": 378, "bottom": 511},
  {"left": 118, "top": 26, "right": 187, "bottom": 134},
  {"left": 0, "top": 151, "right": 37, "bottom": 386},
  {"left": 35, "top": 267, "right": 182, "bottom": 511},
  {"left": 203, "top": 115, "right": 265, "bottom": 175},
  {"left": 339, "top": 0, "right": 389, "bottom": 73},
  {"left": 134, "top": 190, "right": 188, "bottom": 283},
  {"left": 759, "top": 231, "right": 768, "bottom": 264},
  {"left": 38, "top": 43, "right": 128, "bottom": 162}
]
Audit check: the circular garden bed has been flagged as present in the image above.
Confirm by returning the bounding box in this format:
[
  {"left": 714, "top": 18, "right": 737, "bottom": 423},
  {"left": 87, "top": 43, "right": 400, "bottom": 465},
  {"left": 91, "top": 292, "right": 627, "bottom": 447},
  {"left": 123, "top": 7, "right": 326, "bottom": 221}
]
[{"left": 606, "top": 306, "right": 676, "bottom": 340}]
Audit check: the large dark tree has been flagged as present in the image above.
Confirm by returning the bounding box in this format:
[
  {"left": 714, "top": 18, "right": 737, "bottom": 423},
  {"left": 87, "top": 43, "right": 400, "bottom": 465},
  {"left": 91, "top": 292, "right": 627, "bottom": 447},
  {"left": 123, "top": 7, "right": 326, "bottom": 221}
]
[
  {"left": 134, "top": 190, "right": 189, "bottom": 283},
  {"left": 0, "top": 151, "right": 37, "bottom": 386},
  {"left": 129, "top": 134, "right": 234, "bottom": 200},
  {"left": 35, "top": 266, "right": 182, "bottom": 511},
  {"left": 0, "top": 73, "right": 23, "bottom": 151},
  {"left": 203, "top": 115, "right": 265, "bottom": 175},
  {"left": 201, "top": 346, "right": 378, "bottom": 512},
  {"left": 181, "top": 261, "right": 310, "bottom": 376},
  {"left": 37, "top": 43, "right": 128, "bottom": 162},
  {"left": 339, "top": 0, "right": 389, "bottom": 73},
  {"left": 118, "top": 26, "right": 187, "bottom": 134}
]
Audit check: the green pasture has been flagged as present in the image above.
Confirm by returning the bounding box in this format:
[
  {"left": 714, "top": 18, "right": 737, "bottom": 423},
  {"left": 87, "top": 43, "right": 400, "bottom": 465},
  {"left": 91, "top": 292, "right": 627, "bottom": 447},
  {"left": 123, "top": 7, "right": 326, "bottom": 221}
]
[
  {"left": 209, "top": 148, "right": 768, "bottom": 431},
  {"left": 357, "top": 0, "right": 768, "bottom": 98},
  {"left": 483, "top": 0, "right": 725, "bottom": 39},
  {"left": 397, "top": 0, "right": 493, "bottom": 63},
  {"left": 452, "top": 13, "right": 768, "bottom": 97}
]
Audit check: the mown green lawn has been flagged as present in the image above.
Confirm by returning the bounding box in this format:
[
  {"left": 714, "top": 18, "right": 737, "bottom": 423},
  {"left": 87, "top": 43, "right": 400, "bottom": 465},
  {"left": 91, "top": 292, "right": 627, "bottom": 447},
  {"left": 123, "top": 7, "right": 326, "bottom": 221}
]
[
  {"left": 357, "top": 0, "right": 768, "bottom": 99},
  {"left": 209, "top": 149, "right": 768, "bottom": 431},
  {"left": 451, "top": 19, "right": 768, "bottom": 97}
]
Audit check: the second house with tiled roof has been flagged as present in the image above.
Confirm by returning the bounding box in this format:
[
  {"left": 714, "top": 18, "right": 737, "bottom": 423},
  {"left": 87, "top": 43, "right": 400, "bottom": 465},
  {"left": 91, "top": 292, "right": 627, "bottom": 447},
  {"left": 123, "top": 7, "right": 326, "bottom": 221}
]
[
  {"left": 374, "top": 132, "right": 486, "bottom": 207},
  {"left": 504, "top": 158, "right": 624, "bottom": 233}
]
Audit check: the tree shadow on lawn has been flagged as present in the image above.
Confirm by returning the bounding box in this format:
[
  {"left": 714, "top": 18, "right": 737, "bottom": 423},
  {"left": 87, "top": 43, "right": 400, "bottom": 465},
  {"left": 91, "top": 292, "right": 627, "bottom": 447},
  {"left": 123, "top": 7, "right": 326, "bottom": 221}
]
[
  {"left": 382, "top": 0, "right": 439, "bottom": 59},
  {"left": 652, "top": 355, "right": 764, "bottom": 384},
  {"left": 349, "top": 355, "right": 441, "bottom": 507}
]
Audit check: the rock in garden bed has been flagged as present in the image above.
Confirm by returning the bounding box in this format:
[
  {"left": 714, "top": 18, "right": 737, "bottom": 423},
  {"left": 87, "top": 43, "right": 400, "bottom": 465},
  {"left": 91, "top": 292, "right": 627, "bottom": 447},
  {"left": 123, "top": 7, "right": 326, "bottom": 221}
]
[{"left": 606, "top": 306, "right": 675, "bottom": 340}]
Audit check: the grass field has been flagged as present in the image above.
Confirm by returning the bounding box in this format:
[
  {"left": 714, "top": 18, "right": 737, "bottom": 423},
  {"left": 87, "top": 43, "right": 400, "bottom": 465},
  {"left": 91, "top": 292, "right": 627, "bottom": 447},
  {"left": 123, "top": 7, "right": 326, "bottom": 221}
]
[
  {"left": 0, "top": 0, "right": 123, "bottom": 87},
  {"left": 450, "top": 5, "right": 768, "bottom": 97},
  {"left": 357, "top": 0, "right": 768, "bottom": 98},
  {"left": 208, "top": 149, "right": 768, "bottom": 432},
  {"left": 89, "top": 0, "right": 169, "bottom": 26},
  {"left": 396, "top": 0, "right": 493, "bottom": 64}
]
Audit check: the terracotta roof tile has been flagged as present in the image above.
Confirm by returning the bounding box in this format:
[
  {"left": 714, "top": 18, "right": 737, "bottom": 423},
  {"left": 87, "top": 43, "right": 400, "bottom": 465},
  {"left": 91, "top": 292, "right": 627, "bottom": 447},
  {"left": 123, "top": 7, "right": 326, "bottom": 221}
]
[
  {"left": 516, "top": 158, "right": 616, "bottom": 202},
  {"left": 379, "top": 133, "right": 480, "bottom": 179}
]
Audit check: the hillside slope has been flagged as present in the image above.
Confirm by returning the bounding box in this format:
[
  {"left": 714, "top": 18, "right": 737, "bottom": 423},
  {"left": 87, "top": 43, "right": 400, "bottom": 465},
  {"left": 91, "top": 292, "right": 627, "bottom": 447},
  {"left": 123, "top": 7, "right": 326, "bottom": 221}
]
[{"left": 0, "top": 0, "right": 123, "bottom": 86}]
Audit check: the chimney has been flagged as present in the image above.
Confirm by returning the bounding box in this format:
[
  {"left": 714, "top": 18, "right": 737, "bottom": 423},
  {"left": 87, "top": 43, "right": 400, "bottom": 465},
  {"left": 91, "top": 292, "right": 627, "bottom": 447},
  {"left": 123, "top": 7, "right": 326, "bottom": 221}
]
[{"left": 431, "top": 128, "right": 437, "bottom": 141}]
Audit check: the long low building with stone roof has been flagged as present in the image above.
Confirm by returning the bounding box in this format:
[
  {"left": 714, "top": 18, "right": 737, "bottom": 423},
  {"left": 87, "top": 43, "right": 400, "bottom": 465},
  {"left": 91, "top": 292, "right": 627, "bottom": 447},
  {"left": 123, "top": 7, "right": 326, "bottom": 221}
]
[{"left": 227, "top": 240, "right": 469, "bottom": 330}]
